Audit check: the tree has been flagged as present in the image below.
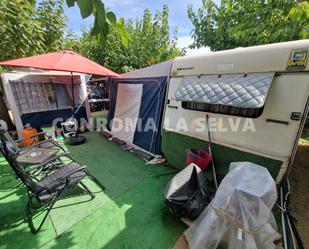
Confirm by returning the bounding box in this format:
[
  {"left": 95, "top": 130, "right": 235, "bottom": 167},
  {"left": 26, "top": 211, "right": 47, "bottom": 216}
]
[
  {"left": 188, "top": 0, "right": 309, "bottom": 51},
  {"left": 66, "top": 0, "right": 130, "bottom": 46},
  {"left": 36, "top": 0, "right": 66, "bottom": 52},
  {"left": 0, "top": 0, "right": 44, "bottom": 60},
  {"left": 0, "top": 0, "right": 66, "bottom": 128},
  {"left": 68, "top": 5, "right": 181, "bottom": 73},
  {"left": 288, "top": 1, "right": 309, "bottom": 37},
  {"left": 0, "top": 0, "right": 66, "bottom": 60}
]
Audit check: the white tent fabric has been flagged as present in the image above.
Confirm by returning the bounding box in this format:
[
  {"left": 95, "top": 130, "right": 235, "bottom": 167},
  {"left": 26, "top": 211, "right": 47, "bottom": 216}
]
[
  {"left": 122, "top": 60, "right": 174, "bottom": 78},
  {"left": 1, "top": 69, "right": 91, "bottom": 138},
  {"left": 110, "top": 83, "right": 143, "bottom": 143},
  {"left": 65, "top": 83, "right": 84, "bottom": 106}
]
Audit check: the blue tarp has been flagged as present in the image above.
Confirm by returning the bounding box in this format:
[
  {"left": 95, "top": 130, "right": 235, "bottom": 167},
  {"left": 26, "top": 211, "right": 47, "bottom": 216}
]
[{"left": 107, "top": 77, "right": 167, "bottom": 155}]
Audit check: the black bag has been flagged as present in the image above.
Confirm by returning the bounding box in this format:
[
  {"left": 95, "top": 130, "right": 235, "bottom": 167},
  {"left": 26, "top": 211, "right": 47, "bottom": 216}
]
[{"left": 164, "top": 164, "right": 209, "bottom": 219}]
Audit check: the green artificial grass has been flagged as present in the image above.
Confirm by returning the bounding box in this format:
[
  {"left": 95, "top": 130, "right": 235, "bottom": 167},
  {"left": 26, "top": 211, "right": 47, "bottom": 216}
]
[
  {"left": 42, "top": 173, "right": 186, "bottom": 249},
  {"left": 0, "top": 132, "right": 185, "bottom": 249},
  {"left": 65, "top": 133, "right": 159, "bottom": 198},
  {"left": 0, "top": 159, "right": 57, "bottom": 249},
  {"left": 48, "top": 179, "right": 110, "bottom": 235}
]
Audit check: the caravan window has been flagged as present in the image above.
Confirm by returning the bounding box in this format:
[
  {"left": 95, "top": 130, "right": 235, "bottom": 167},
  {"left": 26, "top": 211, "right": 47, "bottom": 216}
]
[{"left": 174, "top": 73, "right": 274, "bottom": 118}]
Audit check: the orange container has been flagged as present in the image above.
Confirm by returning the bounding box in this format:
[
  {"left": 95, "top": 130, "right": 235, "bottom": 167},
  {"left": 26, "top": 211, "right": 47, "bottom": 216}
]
[{"left": 22, "top": 127, "right": 39, "bottom": 147}]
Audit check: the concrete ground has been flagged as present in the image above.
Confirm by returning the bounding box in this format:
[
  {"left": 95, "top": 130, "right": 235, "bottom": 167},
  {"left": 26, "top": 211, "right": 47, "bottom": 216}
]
[{"left": 289, "top": 143, "right": 309, "bottom": 248}]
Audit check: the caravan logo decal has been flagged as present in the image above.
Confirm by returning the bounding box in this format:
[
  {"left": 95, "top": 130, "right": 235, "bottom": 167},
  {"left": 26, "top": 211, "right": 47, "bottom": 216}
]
[{"left": 287, "top": 48, "right": 308, "bottom": 71}]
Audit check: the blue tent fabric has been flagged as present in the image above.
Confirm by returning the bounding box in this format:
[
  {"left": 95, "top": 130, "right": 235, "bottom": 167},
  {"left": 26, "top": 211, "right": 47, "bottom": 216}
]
[
  {"left": 107, "top": 77, "right": 167, "bottom": 155},
  {"left": 21, "top": 107, "right": 87, "bottom": 130}
]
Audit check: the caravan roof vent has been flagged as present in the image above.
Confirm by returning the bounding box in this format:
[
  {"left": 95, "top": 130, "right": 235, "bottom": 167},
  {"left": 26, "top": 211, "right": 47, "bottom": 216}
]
[{"left": 174, "top": 73, "right": 275, "bottom": 118}]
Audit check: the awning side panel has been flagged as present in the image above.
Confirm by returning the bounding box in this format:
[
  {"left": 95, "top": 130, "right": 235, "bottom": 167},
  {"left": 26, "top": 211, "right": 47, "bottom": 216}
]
[{"left": 107, "top": 77, "right": 167, "bottom": 155}]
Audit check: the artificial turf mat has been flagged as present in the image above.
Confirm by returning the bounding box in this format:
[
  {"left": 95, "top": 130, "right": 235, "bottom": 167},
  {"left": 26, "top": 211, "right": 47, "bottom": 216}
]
[
  {"left": 0, "top": 132, "right": 186, "bottom": 249},
  {"left": 64, "top": 132, "right": 158, "bottom": 198},
  {"left": 0, "top": 157, "right": 57, "bottom": 249},
  {"left": 42, "top": 173, "right": 186, "bottom": 249},
  {"left": 47, "top": 179, "right": 110, "bottom": 235}
]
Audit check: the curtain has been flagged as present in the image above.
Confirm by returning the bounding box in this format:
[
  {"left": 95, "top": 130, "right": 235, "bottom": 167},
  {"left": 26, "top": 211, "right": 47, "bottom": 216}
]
[
  {"left": 10, "top": 80, "right": 78, "bottom": 114},
  {"left": 11, "top": 80, "right": 57, "bottom": 114},
  {"left": 65, "top": 83, "right": 84, "bottom": 106}
]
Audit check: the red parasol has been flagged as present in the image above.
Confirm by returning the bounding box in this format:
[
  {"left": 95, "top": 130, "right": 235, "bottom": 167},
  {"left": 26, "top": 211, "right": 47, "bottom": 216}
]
[
  {"left": 0, "top": 50, "right": 119, "bottom": 109},
  {"left": 0, "top": 50, "right": 119, "bottom": 77}
]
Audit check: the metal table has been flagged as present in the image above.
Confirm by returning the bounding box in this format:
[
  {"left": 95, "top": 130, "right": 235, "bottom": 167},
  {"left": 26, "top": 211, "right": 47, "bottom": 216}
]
[{"left": 17, "top": 148, "right": 59, "bottom": 165}]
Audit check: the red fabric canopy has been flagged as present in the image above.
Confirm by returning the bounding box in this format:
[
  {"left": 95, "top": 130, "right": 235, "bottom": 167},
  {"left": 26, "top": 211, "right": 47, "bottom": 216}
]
[{"left": 0, "top": 51, "right": 119, "bottom": 77}]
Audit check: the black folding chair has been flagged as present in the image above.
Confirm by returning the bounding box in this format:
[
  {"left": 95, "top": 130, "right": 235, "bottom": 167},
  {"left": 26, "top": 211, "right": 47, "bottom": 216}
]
[
  {"left": 0, "top": 138, "right": 105, "bottom": 234},
  {"left": 0, "top": 130, "right": 67, "bottom": 176},
  {"left": 0, "top": 130, "right": 66, "bottom": 155}
]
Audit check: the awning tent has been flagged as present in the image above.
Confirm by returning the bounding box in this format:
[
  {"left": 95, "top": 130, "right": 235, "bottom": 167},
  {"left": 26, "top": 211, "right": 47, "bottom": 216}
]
[
  {"left": 0, "top": 51, "right": 119, "bottom": 138},
  {"left": 106, "top": 63, "right": 276, "bottom": 155},
  {"left": 1, "top": 69, "right": 91, "bottom": 138},
  {"left": 106, "top": 60, "right": 174, "bottom": 155}
]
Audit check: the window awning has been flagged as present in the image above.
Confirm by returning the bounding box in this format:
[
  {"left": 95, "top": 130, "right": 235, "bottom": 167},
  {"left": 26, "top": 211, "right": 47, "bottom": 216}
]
[{"left": 174, "top": 73, "right": 275, "bottom": 109}]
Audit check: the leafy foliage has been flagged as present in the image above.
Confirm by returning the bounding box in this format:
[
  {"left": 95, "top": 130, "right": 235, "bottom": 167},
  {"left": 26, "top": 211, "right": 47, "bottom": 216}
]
[
  {"left": 36, "top": 0, "right": 66, "bottom": 52},
  {"left": 0, "top": 1, "right": 179, "bottom": 73},
  {"left": 0, "top": 0, "right": 44, "bottom": 60},
  {"left": 65, "top": 5, "right": 181, "bottom": 73},
  {"left": 188, "top": 0, "right": 309, "bottom": 51},
  {"left": 65, "top": 0, "right": 131, "bottom": 47},
  {"left": 287, "top": 1, "right": 309, "bottom": 38},
  {"left": 0, "top": 0, "right": 66, "bottom": 60}
]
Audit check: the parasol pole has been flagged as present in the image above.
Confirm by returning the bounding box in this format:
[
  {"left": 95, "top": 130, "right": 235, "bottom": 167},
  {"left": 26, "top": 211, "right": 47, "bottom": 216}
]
[{"left": 71, "top": 71, "right": 75, "bottom": 111}]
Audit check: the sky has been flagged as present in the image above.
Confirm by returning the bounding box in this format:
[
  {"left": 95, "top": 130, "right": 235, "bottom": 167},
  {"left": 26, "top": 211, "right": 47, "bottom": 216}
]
[{"left": 63, "top": 0, "right": 211, "bottom": 55}]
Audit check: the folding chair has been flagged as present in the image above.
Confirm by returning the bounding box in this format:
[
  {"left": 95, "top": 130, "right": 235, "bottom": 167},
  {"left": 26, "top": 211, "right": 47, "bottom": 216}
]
[
  {"left": 0, "top": 129, "right": 66, "bottom": 175},
  {"left": 0, "top": 130, "right": 66, "bottom": 155},
  {"left": 1, "top": 147, "right": 103, "bottom": 233},
  {"left": 0, "top": 133, "right": 106, "bottom": 233}
]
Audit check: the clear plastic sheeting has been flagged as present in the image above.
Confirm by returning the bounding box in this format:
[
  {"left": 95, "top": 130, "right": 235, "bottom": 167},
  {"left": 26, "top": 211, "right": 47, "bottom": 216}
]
[{"left": 185, "top": 162, "right": 280, "bottom": 249}]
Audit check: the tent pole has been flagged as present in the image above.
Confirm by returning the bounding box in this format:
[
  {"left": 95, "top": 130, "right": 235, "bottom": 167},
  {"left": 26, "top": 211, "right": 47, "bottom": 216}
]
[{"left": 71, "top": 71, "right": 75, "bottom": 110}]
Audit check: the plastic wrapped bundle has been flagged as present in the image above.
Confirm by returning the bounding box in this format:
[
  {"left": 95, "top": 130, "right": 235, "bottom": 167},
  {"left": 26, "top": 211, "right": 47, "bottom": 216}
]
[{"left": 185, "top": 162, "right": 280, "bottom": 249}]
